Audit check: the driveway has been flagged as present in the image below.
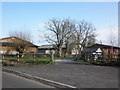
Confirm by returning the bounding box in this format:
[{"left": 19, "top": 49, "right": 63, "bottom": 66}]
[{"left": 3, "top": 61, "right": 118, "bottom": 88}]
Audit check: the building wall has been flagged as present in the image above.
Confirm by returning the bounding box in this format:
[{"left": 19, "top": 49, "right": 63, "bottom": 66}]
[
  {"left": 103, "top": 48, "right": 120, "bottom": 55},
  {"left": 0, "top": 37, "right": 38, "bottom": 53},
  {"left": 0, "top": 46, "right": 15, "bottom": 51},
  {"left": 0, "top": 46, "right": 37, "bottom": 53},
  {"left": 27, "top": 47, "right": 38, "bottom": 52},
  {"left": 103, "top": 48, "right": 120, "bottom": 59},
  {"left": 0, "top": 46, "right": 16, "bottom": 54}
]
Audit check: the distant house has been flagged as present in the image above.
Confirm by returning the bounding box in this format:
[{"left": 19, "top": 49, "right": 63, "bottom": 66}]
[
  {"left": 38, "top": 45, "right": 66, "bottom": 55},
  {"left": 38, "top": 45, "right": 55, "bottom": 54},
  {"left": 71, "top": 44, "right": 83, "bottom": 55},
  {"left": 0, "top": 37, "right": 38, "bottom": 54},
  {"left": 81, "top": 44, "right": 120, "bottom": 61},
  {"left": 38, "top": 44, "right": 84, "bottom": 56}
]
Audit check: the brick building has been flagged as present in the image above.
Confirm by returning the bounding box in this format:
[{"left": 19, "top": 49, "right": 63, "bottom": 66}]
[{"left": 81, "top": 44, "right": 120, "bottom": 61}]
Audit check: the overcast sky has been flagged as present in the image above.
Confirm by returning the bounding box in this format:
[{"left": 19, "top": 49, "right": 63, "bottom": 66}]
[{"left": 1, "top": 2, "right": 118, "bottom": 46}]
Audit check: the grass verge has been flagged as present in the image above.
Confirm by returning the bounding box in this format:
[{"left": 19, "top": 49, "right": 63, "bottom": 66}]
[{"left": 3, "top": 57, "right": 56, "bottom": 66}]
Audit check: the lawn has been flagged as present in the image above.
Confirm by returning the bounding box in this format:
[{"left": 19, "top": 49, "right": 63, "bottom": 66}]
[
  {"left": 4, "top": 56, "right": 76, "bottom": 61},
  {"left": 3, "top": 57, "right": 56, "bottom": 66},
  {"left": 3, "top": 56, "right": 76, "bottom": 65},
  {"left": 4, "top": 57, "right": 51, "bottom": 61}
]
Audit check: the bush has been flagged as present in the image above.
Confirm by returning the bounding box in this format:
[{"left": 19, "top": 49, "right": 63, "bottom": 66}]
[
  {"left": 86, "top": 60, "right": 119, "bottom": 66},
  {"left": 74, "top": 59, "right": 119, "bottom": 66},
  {"left": 2, "top": 61, "right": 14, "bottom": 66}
]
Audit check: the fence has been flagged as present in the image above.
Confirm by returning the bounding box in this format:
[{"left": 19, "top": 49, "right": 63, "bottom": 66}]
[
  {"left": 1, "top": 52, "right": 54, "bottom": 61},
  {"left": 81, "top": 52, "right": 120, "bottom": 63}
]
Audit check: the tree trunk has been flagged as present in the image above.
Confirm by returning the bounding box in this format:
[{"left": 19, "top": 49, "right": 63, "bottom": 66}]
[
  {"left": 65, "top": 43, "right": 68, "bottom": 57},
  {"left": 59, "top": 48, "right": 62, "bottom": 57}
]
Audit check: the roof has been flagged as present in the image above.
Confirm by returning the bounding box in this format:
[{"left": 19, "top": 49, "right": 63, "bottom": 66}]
[
  {"left": 38, "top": 44, "right": 66, "bottom": 49},
  {"left": 0, "top": 42, "right": 38, "bottom": 47},
  {"left": 0, "top": 36, "right": 38, "bottom": 47},
  {"left": 86, "top": 43, "right": 120, "bottom": 49},
  {"left": 29, "top": 44, "right": 38, "bottom": 47},
  {"left": 81, "top": 47, "right": 100, "bottom": 53},
  {"left": 0, "top": 36, "right": 15, "bottom": 40},
  {"left": 81, "top": 43, "right": 120, "bottom": 53},
  {"left": 0, "top": 36, "right": 32, "bottom": 44},
  {"left": 38, "top": 45, "right": 54, "bottom": 49}
]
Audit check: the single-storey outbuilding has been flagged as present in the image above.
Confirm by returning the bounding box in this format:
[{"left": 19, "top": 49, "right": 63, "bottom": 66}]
[{"left": 81, "top": 44, "right": 120, "bottom": 61}]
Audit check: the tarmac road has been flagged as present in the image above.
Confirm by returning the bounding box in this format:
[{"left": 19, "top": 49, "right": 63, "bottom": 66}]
[
  {"left": 4, "top": 61, "right": 118, "bottom": 88},
  {"left": 2, "top": 72, "right": 54, "bottom": 88}
]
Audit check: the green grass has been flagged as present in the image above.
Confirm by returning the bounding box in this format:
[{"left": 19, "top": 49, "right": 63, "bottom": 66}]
[
  {"left": 5, "top": 56, "right": 76, "bottom": 61},
  {"left": 3, "top": 57, "right": 56, "bottom": 65},
  {"left": 3, "top": 56, "right": 76, "bottom": 65},
  {"left": 4, "top": 57, "right": 51, "bottom": 61}
]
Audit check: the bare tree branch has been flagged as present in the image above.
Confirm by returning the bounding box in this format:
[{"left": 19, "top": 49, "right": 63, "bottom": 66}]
[
  {"left": 44, "top": 18, "right": 74, "bottom": 57},
  {"left": 9, "top": 30, "right": 32, "bottom": 57}
]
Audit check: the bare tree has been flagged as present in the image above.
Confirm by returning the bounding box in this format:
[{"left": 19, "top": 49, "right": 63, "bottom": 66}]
[
  {"left": 9, "top": 30, "right": 32, "bottom": 57},
  {"left": 74, "top": 20, "right": 96, "bottom": 56},
  {"left": 9, "top": 30, "right": 32, "bottom": 42},
  {"left": 64, "top": 31, "right": 76, "bottom": 56},
  {"left": 45, "top": 18, "right": 75, "bottom": 57},
  {"left": 42, "top": 18, "right": 96, "bottom": 57}
]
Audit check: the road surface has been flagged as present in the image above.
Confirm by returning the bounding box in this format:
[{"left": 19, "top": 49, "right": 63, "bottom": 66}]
[
  {"left": 5, "top": 61, "right": 118, "bottom": 88},
  {"left": 2, "top": 72, "right": 54, "bottom": 88}
]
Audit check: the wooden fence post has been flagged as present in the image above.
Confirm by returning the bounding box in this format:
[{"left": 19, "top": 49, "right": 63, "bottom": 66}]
[
  {"left": 2, "top": 54, "right": 5, "bottom": 60},
  {"left": 33, "top": 52, "right": 35, "bottom": 61},
  {"left": 17, "top": 54, "right": 19, "bottom": 61}
]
